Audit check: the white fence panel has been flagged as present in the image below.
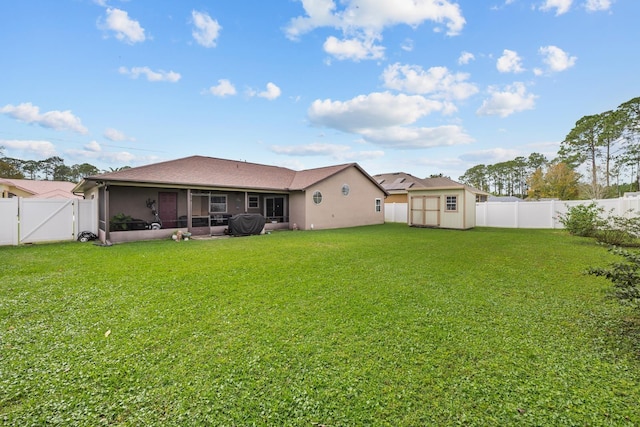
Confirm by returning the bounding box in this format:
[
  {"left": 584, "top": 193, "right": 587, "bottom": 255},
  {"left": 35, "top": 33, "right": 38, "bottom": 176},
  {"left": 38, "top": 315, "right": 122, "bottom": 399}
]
[
  {"left": 0, "top": 198, "right": 19, "bottom": 245},
  {"left": 76, "top": 199, "right": 98, "bottom": 235},
  {"left": 387, "top": 197, "right": 640, "bottom": 229},
  {"left": 385, "top": 202, "right": 408, "bottom": 223},
  {"left": 20, "top": 199, "right": 75, "bottom": 244},
  {"left": 475, "top": 197, "right": 640, "bottom": 229}
]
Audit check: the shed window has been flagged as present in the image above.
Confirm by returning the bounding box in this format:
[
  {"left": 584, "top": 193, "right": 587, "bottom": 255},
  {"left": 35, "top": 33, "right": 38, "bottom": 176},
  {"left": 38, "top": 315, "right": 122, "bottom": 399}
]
[
  {"left": 445, "top": 196, "right": 457, "bottom": 212},
  {"left": 313, "top": 191, "right": 323, "bottom": 205}
]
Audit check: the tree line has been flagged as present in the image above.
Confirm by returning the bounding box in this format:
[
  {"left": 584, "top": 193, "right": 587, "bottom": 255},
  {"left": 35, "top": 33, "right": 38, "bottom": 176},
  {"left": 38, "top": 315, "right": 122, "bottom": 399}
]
[
  {"left": 0, "top": 148, "right": 121, "bottom": 183},
  {"left": 459, "top": 96, "right": 640, "bottom": 200}
]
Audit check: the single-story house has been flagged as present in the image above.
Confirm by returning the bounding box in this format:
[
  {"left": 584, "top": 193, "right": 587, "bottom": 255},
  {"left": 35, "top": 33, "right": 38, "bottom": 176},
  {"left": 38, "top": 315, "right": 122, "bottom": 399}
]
[
  {"left": 374, "top": 172, "right": 488, "bottom": 229},
  {"left": 72, "top": 155, "right": 388, "bottom": 243},
  {"left": 0, "top": 178, "right": 80, "bottom": 199}
]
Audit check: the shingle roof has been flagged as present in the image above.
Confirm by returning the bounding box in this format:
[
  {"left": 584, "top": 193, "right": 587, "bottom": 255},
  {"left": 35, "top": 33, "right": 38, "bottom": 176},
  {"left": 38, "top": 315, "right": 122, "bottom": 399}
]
[
  {"left": 373, "top": 172, "right": 426, "bottom": 191},
  {"left": 374, "top": 172, "right": 488, "bottom": 195},
  {"left": 0, "top": 178, "right": 79, "bottom": 199},
  {"left": 80, "top": 156, "right": 386, "bottom": 194}
]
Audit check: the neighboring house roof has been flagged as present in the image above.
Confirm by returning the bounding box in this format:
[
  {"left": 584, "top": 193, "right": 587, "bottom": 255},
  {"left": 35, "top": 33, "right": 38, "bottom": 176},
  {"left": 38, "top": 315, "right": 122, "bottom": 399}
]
[
  {"left": 374, "top": 172, "right": 488, "bottom": 196},
  {"left": 75, "top": 155, "right": 388, "bottom": 195},
  {"left": 0, "top": 178, "right": 79, "bottom": 199},
  {"left": 373, "top": 172, "right": 426, "bottom": 192},
  {"left": 488, "top": 196, "right": 523, "bottom": 202}
]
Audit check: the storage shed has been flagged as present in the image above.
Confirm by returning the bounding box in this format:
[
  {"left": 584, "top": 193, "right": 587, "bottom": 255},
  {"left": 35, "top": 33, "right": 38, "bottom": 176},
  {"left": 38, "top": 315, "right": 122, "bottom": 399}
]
[{"left": 406, "top": 177, "right": 488, "bottom": 230}]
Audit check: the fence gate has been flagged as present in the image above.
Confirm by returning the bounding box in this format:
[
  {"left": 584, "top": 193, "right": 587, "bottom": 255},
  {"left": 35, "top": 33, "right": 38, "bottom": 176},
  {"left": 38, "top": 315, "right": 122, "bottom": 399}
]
[
  {"left": 20, "top": 199, "right": 75, "bottom": 244},
  {"left": 411, "top": 196, "right": 440, "bottom": 227}
]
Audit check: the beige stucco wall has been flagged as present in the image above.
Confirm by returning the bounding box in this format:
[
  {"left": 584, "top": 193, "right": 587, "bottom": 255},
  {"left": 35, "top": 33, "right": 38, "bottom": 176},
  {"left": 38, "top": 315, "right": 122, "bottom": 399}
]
[
  {"left": 385, "top": 193, "right": 407, "bottom": 203},
  {"left": 293, "top": 166, "right": 385, "bottom": 231}
]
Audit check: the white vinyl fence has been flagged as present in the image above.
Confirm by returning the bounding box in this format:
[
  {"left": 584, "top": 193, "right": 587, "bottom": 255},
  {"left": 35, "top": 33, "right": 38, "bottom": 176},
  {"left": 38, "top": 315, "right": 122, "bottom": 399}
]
[
  {"left": 0, "top": 198, "right": 98, "bottom": 246},
  {"left": 384, "top": 197, "right": 640, "bottom": 229}
]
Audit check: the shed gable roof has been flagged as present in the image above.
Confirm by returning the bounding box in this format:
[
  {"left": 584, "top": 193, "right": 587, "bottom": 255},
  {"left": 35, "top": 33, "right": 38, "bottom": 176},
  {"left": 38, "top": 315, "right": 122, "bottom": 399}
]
[{"left": 374, "top": 172, "right": 488, "bottom": 195}]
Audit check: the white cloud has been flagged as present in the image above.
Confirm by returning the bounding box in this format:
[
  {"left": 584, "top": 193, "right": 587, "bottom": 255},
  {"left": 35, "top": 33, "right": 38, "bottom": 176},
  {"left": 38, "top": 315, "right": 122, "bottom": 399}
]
[
  {"left": 539, "top": 45, "right": 577, "bottom": 72},
  {"left": 286, "top": 0, "right": 466, "bottom": 39},
  {"left": 307, "top": 91, "right": 471, "bottom": 148},
  {"left": 66, "top": 143, "right": 137, "bottom": 164},
  {"left": 308, "top": 92, "right": 444, "bottom": 132},
  {"left": 0, "top": 139, "right": 57, "bottom": 158},
  {"left": 476, "top": 82, "right": 537, "bottom": 117},
  {"left": 496, "top": 49, "right": 525, "bottom": 73},
  {"left": 0, "top": 102, "right": 88, "bottom": 134},
  {"left": 585, "top": 0, "right": 612, "bottom": 12},
  {"left": 285, "top": 0, "right": 465, "bottom": 61},
  {"left": 401, "top": 38, "right": 414, "bottom": 52},
  {"left": 256, "top": 82, "right": 282, "bottom": 100},
  {"left": 269, "top": 142, "right": 384, "bottom": 161},
  {"left": 104, "top": 128, "right": 135, "bottom": 142},
  {"left": 323, "top": 35, "right": 385, "bottom": 61},
  {"left": 85, "top": 141, "right": 102, "bottom": 152},
  {"left": 458, "top": 51, "right": 475, "bottom": 65},
  {"left": 539, "top": 0, "right": 573, "bottom": 15},
  {"left": 191, "top": 10, "right": 222, "bottom": 48},
  {"left": 360, "top": 125, "right": 474, "bottom": 149},
  {"left": 382, "top": 63, "right": 478, "bottom": 102},
  {"left": 99, "top": 8, "right": 146, "bottom": 44},
  {"left": 118, "top": 66, "right": 181, "bottom": 82},
  {"left": 206, "top": 79, "right": 237, "bottom": 97},
  {"left": 270, "top": 142, "right": 352, "bottom": 156},
  {"left": 459, "top": 147, "right": 522, "bottom": 163}
]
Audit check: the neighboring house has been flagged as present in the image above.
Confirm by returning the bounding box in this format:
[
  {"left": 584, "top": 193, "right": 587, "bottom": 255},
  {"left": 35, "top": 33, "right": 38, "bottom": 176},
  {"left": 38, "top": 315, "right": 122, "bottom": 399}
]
[
  {"left": 0, "top": 178, "right": 79, "bottom": 199},
  {"left": 373, "top": 172, "right": 426, "bottom": 203},
  {"left": 72, "top": 155, "right": 388, "bottom": 243},
  {"left": 487, "top": 196, "right": 523, "bottom": 202},
  {"left": 375, "top": 172, "right": 488, "bottom": 229}
]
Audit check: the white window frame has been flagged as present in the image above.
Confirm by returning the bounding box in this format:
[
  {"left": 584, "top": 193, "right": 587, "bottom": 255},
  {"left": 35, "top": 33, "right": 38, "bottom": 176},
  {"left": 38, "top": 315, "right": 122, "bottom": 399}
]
[
  {"left": 248, "top": 195, "right": 259, "bottom": 209},
  {"left": 375, "top": 198, "right": 382, "bottom": 212},
  {"left": 210, "top": 194, "right": 228, "bottom": 213},
  {"left": 313, "top": 191, "right": 323, "bottom": 205},
  {"left": 445, "top": 195, "right": 458, "bottom": 212}
]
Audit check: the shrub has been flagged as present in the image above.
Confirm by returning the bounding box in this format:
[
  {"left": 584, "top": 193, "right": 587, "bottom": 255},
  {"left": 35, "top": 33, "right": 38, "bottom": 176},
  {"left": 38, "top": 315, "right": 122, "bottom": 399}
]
[
  {"left": 594, "top": 213, "right": 640, "bottom": 247},
  {"left": 557, "top": 202, "right": 606, "bottom": 237},
  {"left": 588, "top": 246, "right": 640, "bottom": 310}
]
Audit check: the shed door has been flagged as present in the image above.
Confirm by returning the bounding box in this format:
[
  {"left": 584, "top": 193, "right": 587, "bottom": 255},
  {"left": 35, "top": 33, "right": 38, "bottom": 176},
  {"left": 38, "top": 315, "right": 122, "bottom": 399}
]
[{"left": 411, "top": 196, "right": 440, "bottom": 227}]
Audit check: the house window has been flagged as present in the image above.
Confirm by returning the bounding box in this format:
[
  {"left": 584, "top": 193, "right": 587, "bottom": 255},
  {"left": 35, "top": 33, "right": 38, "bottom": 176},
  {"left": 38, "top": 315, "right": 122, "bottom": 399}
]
[
  {"left": 248, "top": 195, "right": 259, "bottom": 208},
  {"left": 313, "top": 191, "right": 323, "bottom": 205},
  {"left": 341, "top": 184, "right": 350, "bottom": 196},
  {"left": 445, "top": 195, "right": 457, "bottom": 212},
  {"left": 210, "top": 195, "right": 227, "bottom": 213},
  {"left": 375, "top": 198, "right": 382, "bottom": 212}
]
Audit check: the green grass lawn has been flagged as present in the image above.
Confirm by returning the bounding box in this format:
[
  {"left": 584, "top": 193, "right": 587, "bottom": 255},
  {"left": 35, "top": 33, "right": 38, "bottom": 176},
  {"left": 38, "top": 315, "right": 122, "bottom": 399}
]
[{"left": 1, "top": 224, "right": 639, "bottom": 426}]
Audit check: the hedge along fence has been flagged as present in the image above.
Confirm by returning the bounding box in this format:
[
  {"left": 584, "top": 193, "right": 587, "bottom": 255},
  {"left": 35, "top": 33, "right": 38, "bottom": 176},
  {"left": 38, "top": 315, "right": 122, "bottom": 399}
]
[
  {"left": 0, "top": 197, "right": 98, "bottom": 246},
  {"left": 384, "top": 196, "right": 640, "bottom": 228}
]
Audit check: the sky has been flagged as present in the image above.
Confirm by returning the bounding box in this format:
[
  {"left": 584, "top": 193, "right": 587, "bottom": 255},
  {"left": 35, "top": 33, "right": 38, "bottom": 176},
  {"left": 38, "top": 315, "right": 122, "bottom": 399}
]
[{"left": 1, "top": 0, "right": 638, "bottom": 181}]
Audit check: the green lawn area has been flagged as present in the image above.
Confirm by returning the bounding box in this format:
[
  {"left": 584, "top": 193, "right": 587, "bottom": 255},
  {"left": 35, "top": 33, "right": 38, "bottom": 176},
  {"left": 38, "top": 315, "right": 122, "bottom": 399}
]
[{"left": 1, "top": 223, "right": 639, "bottom": 426}]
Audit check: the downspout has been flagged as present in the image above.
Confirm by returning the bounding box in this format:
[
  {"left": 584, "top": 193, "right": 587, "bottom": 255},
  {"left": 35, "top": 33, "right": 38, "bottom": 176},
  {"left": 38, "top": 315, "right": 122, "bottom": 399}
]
[
  {"left": 187, "top": 189, "right": 193, "bottom": 232},
  {"left": 104, "top": 182, "right": 111, "bottom": 243}
]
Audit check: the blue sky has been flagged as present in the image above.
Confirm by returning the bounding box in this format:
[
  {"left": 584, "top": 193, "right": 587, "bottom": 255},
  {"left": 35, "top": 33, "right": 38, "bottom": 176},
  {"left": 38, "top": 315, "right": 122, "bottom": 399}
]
[{"left": 1, "top": 0, "right": 638, "bottom": 180}]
